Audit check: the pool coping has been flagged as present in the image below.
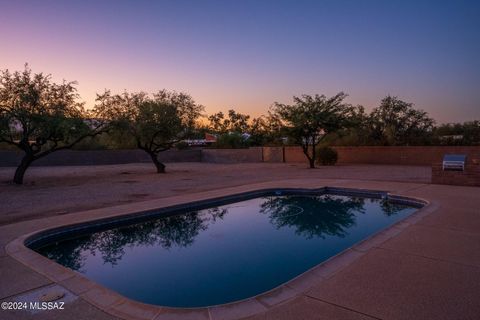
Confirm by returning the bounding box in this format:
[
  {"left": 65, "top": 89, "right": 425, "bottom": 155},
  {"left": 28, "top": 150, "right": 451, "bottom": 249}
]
[{"left": 5, "top": 185, "right": 438, "bottom": 320}]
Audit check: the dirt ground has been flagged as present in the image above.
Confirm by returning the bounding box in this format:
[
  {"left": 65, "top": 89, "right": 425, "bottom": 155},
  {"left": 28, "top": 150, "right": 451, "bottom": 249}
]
[{"left": 0, "top": 162, "right": 430, "bottom": 225}]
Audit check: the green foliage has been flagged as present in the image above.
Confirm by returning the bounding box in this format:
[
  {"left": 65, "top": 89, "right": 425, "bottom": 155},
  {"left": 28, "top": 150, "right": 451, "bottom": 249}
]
[
  {"left": 206, "top": 109, "right": 286, "bottom": 147},
  {"left": 189, "top": 123, "right": 211, "bottom": 139},
  {"left": 322, "top": 97, "right": 443, "bottom": 146},
  {"left": 208, "top": 109, "right": 250, "bottom": 134},
  {"left": 368, "top": 96, "right": 435, "bottom": 146},
  {"left": 213, "top": 132, "right": 249, "bottom": 149},
  {"left": 248, "top": 115, "right": 285, "bottom": 146},
  {"left": 100, "top": 129, "right": 137, "bottom": 149},
  {"left": 315, "top": 146, "right": 338, "bottom": 165},
  {"left": 96, "top": 89, "right": 203, "bottom": 172},
  {"left": 318, "top": 105, "right": 369, "bottom": 147},
  {"left": 175, "top": 141, "right": 190, "bottom": 150},
  {"left": 71, "top": 131, "right": 137, "bottom": 150},
  {"left": 137, "top": 100, "right": 183, "bottom": 148},
  {"left": 0, "top": 65, "right": 108, "bottom": 183},
  {"left": 433, "top": 121, "right": 480, "bottom": 145},
  {"left": 71, "top": 136, "right": 108, "bottom": 150},
  {"left": 271, "top": 92, "right": 353, "bottom": 168}
]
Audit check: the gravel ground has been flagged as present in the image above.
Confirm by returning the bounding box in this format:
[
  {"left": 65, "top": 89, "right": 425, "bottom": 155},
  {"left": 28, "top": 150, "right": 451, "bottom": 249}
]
[{"left": 0, "top": 162, "right": 430, "bottom": 225}]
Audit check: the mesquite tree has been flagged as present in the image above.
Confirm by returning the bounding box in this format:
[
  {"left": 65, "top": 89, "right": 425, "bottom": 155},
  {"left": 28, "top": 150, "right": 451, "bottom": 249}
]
[
  {"left": 0, "top": 65, "right": 107, "bottom": 184},
  {"left": 271, "top": 93, "right": 353, "bottom": 168},
  {"left": 96, "top": 90, "right": 203, "bottom": 173},
  {"left": 369, "top": 96, "right": 435, "bottom": 146},
  {"left": 208, "top": 109, "right": 250, "bottom": 134}
]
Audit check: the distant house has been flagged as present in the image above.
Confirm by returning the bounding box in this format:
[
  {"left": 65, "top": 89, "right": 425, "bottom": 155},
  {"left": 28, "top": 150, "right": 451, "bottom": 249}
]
[
  {"left": 439, "top": 135, "right": 463, "bottom": 141},
  {"left": 205, "top": 133, "right": 217, "bottom": 144},
  {"left": 183, "top": 133, "right": 217, "bottom": 147}
]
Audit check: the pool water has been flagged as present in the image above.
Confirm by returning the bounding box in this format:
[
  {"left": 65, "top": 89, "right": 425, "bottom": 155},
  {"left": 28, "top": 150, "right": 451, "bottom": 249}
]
[{"left": 34, "top": 194, "right": 417, "bottom": 307}]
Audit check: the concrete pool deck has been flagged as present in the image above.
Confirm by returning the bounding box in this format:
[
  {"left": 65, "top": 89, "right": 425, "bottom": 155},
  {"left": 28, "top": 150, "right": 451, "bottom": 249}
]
[{"left": 1, "top": 163, "right": 479, "bottom": 319}]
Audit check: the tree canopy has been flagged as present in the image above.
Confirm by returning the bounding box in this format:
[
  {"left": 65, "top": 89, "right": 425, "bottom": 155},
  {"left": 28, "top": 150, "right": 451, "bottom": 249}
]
[
  {"left": 1, "top": 65, "right": 478, "bottom": 187},
  {"left": 96, "top": 90, "right": 203, "bottom": 173},
  {"left": 0, "top": 65, "right": 107, "bottom": 184},
  {"left": 368, "top": 96, "right": 435, "bottom": 146},
  {"left": 271, "top": 92, "right": 354, "bottom": 168},
  {"left": 433, "top": 121, "right": 480, "bottom": 145},
  {"left": 207, "top": 109, "right": 250, "bottom": 134}
]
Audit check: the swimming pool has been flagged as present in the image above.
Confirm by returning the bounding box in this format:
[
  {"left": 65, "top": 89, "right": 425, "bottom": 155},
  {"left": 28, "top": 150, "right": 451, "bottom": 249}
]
[{"left": 30, "top": 189, "right": 421, "bottom": 308}]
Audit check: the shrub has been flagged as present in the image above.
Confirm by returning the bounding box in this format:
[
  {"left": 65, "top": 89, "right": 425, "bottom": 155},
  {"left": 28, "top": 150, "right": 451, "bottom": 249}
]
[
  {"left": 71, "top": 132, "right": 137, "bottom": 150},
  {"left": 72, "top": 136, "right": 108, "bottom": 150},
  {"left": 316, "top": 146, "right": 338, "bottom": 165},
  {"left": 213, "top": 133, "right": 248, "bottom": 149},
  {"left": 175, "top": 141, "right": 190, "bottom": 150}
]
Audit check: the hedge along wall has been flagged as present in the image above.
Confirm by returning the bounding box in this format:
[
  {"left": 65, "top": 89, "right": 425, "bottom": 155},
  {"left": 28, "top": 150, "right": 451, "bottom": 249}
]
[{"left": 281, "top": 146, "right": 480, "bottom": 166}]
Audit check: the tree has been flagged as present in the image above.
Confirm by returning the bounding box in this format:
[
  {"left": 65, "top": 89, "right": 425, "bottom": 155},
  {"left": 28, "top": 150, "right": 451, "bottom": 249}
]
[
  {"left": 248, "top": 116, "right": 270, "bottom": 146},
  {"left": 96, "top": 90, "right": 203, "bottom": 173},
  {"left": 369, "top": 96, "right": 435, "bottom": 145},
  {"left": 248, "top": 115, "right": 286, "bottom": 146},
  {"left": 213, "top": 132, "right": 249, "bottom": 148},
  {"left": 434, "top": 120, "right": 480, "bottom": 145},
  {"left": 207, "top": 109, "right": 250, "bottom": 134},
  {"left": 325, "top": 105, "right": 371, "bottom": 146},
  {"left": 0, "top": 65, "right": 107, "bottom": 184},
  {"left": 457, "top": 120, "right": 480, "bottom": 145},
  {"left": 271, "top": 92, "right": 353, "bottom": 168}
]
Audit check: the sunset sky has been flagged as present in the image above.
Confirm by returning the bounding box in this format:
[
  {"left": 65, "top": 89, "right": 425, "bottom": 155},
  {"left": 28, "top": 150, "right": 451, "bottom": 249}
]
[{"left": 1, "top": 0, "right": 479, "bottom": 123}]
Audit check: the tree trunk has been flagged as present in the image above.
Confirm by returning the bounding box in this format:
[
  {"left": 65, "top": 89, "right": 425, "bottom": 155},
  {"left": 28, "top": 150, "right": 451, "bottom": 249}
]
[
  {"left": 13, "top": 154, "right": 34, "bottom": 184},
  {"left": 302, "top": 144, "right": 315, "bottom": 169},
  {"left": 148, "top": 152, "right": 166, "bottom": 173},
  {"left": 310, "top": 144, "right": 316, "bottom": 168}
]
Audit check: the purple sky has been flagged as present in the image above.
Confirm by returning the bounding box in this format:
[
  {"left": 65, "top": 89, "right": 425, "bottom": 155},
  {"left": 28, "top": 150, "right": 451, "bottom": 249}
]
[{"left": 1, "top": 0, "right": 479, "bottom": 123}]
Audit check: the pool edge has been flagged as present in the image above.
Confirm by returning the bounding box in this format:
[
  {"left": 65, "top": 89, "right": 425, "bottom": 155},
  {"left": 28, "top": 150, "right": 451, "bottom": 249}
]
[{"left": 5, "top": 186, "right": 436, "bottom": 320}]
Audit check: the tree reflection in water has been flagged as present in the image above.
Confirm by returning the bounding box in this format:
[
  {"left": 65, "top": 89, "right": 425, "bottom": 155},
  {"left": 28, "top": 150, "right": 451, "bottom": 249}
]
[
  {"left": 40, "top": 207, "right": 227, "bottom": 270},
  {"left": 376, "top": 199, "right": 409, "bottom": 216},
  {"left": 39, "top": 195, "right": 408, "bottom": 271},
  {"left": 260, "top": 195, "right": 366, "bottom": 239}
]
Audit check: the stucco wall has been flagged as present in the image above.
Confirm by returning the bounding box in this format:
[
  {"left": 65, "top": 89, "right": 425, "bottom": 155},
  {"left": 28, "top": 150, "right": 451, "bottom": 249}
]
[
  {"left": 283, "top": 146, "right": 307, "bottom": 163},
  {"left": 262, "top": 147, "right": 284, "bottom": 162},
  {"left": 2, "top": 146, "right": 479, "bottom": 167},
  {"left": 201, "top": 148, "right": 263, "bottom": 163},
  {"left": 0, "top": 148, "right": 263, "bottom": 166},
  {"left": 0, "top": 149, "right": 202, "bottom": 167},
  {"left": 334, "top": 146, "right": 480, "bottom": 166},
  {"left": 281, "top": 146, "right": 480, "bottom": 166}
]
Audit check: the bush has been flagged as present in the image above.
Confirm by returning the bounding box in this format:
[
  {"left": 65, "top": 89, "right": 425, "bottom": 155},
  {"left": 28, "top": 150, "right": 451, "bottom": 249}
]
[
  {"left": 175, "top": 141, "right": 190, "bottom": 150},
  {"left": 72, "top": 136, "right": 108, "bottom": 150},
  {"left": 71, "top": 132, "right": 137, "bottom": 150},
  {"left": 316, "top": 146, "right": 338, "bottom": 165},
  {"left": 213, "top": 133, "right": 248, "bottom": 149}
]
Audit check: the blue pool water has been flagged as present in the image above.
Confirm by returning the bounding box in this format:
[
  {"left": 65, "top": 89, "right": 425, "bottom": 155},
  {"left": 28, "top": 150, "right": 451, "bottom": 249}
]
[{"left": 33, "top": 193, "right": 417, "bottom": 307}]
